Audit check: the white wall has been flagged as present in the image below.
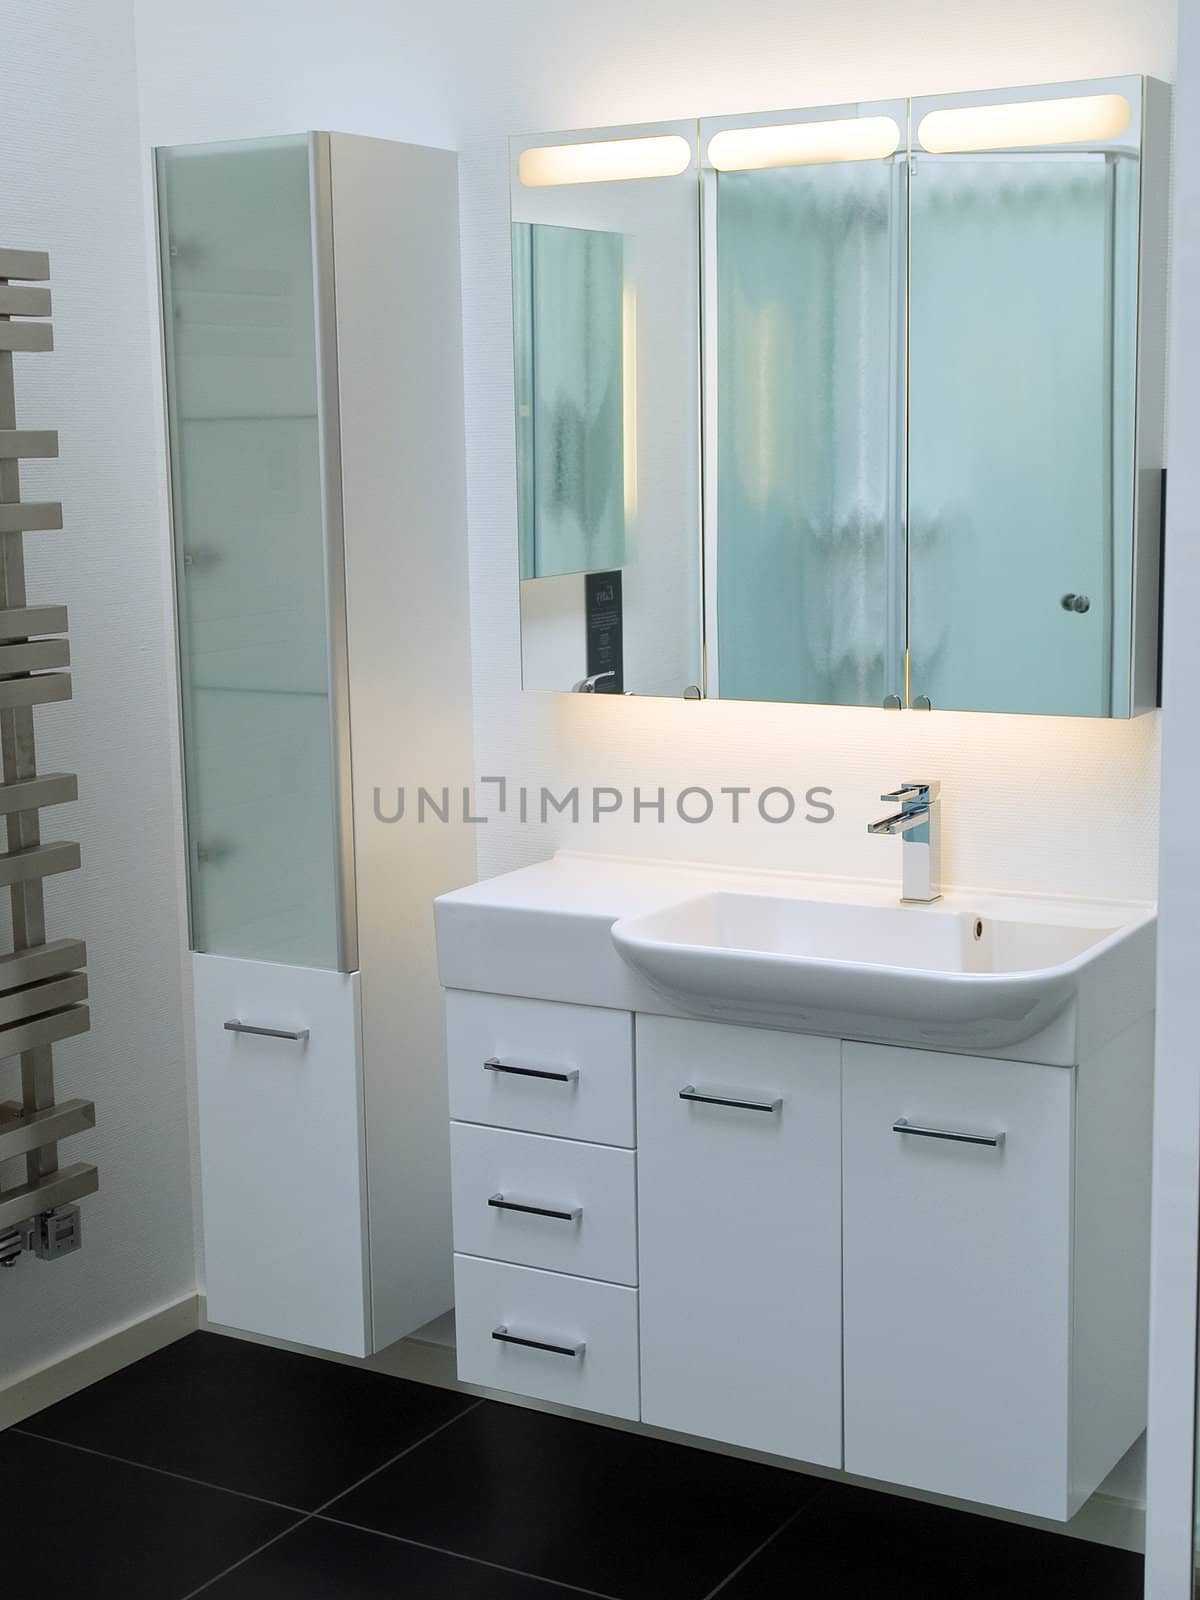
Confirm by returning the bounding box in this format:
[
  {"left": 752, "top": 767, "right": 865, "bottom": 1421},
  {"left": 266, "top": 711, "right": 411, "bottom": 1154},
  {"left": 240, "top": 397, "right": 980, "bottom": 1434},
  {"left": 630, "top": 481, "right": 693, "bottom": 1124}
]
[
  {"left": 0, "top": 0, "right": 195, "bottom": 1378},
  {"left": 133, "top": 0, "right": 1173, "bottom": 907},
  {"left": 1145, "top": 0, "right": 1200, "bottom": 1587}
]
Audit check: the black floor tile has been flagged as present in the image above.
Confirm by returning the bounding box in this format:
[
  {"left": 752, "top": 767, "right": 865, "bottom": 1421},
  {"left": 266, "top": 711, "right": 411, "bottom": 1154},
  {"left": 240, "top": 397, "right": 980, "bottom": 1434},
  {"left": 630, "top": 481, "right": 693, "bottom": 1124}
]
[
  {"left": 717, "top": 1483, "right": 1144, "bottom": 1599},
  {"left": 0, "top": 1428, "right": 297, "bottom": 1599},
  {"left": 325, "top": 1399, "right": 821, "bottom": 1600},
  {"left": 20, "top": 1330, "right": 476, "bottom": 1509},
  {"left": 204, "top": 1516, "right": 595, "bottom": 1598}
]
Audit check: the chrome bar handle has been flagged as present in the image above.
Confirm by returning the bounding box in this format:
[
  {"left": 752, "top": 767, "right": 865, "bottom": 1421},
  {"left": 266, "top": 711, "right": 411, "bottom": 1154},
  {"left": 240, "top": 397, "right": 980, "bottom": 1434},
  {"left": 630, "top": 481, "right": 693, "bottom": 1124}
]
[
  {"left": 893, "top": 1117, "right": 1005, "bottom": 1149},
  {"left": 489, "top": 1193, "right": 582, "bottom": 1223},
  {"left": 484, "top": 1057, "right": 579, "bottom": 1085},
  {"left": 680, "top": 1085, "right": 783, "bottom": 1114},
  {"left": 492, "top": 1325, "right": 585, "bottom": 1359},
  {"left": 224, "top": 1019, "right": 310, "bottom": 1043}
]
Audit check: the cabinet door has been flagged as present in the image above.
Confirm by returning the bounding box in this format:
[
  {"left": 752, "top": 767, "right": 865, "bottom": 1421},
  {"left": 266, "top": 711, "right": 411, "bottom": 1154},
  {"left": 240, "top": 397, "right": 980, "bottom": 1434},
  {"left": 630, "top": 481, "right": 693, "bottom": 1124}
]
[
  {"left": 906, "top": 151, "right": 1127, "bottom": 717},
  {"left": 636, "top": 1015, "right": 841, "bottom": 1465},
  {"left": 842, "top": 1042, "right": 1073, "bottom": 1517},
  {"left": 193, "top": 952, "right": 371, "bottom": 1356},
  {"left": 157, "top": 135, "right": 344, "bottom": 969}
]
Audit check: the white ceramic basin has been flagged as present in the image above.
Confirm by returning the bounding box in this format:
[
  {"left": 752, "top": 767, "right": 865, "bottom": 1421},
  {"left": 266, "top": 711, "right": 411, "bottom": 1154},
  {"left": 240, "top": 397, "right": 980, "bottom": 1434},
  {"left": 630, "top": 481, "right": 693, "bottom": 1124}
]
[{"left": 611, "top": 890, "right": 1155, "bottom": 1054}]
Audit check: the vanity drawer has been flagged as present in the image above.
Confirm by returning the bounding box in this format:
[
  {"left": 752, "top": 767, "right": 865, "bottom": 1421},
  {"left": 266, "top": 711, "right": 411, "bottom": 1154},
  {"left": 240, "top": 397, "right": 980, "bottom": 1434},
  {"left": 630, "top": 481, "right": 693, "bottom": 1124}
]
[
  {"left": 454, "top": 1254, "right": 639, "bottom": 1420},
  {"left": 446, "top": 990, "right": 634, "bottom": 1146},
  {"left": 451, "top": 1122, "right": 637, "bottom": 1285}
]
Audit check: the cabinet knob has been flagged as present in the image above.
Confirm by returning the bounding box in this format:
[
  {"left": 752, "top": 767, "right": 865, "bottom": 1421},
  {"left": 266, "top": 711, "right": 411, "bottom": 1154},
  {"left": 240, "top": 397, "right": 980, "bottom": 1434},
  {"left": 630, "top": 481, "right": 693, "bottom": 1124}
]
[{"left": 1061, "top": 593, "right": 1091, "bottom": 614}]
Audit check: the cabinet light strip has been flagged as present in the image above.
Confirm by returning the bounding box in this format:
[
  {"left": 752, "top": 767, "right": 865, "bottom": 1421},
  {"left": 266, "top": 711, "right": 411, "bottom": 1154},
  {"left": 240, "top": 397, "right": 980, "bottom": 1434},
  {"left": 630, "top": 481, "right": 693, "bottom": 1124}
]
[
  {"left": 707, "top": 115, "right": 902, "bottom": 172},
  {"left": 917, "top": 93, "right": 1132, "bottom": 154},
  {"left": 518, "top": 134, "right": 694, "bottom": 187}
]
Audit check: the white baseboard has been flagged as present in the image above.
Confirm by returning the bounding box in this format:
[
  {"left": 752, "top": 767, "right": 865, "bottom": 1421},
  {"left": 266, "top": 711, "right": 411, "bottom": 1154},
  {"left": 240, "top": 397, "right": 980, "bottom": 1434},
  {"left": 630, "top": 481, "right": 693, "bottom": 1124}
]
[
  {"left": 200, "top": 1298, "right": 1146, "bottom": 1554},
  {"left": 0, "top": 1293, "right": 200, "bottom": 1431}
]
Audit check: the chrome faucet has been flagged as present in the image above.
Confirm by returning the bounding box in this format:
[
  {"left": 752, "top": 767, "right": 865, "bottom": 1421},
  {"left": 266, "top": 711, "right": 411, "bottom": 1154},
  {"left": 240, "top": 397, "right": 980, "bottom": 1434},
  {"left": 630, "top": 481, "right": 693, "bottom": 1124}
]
[{"left": 868, "top": 781, "right": 942, "bottom": 904}]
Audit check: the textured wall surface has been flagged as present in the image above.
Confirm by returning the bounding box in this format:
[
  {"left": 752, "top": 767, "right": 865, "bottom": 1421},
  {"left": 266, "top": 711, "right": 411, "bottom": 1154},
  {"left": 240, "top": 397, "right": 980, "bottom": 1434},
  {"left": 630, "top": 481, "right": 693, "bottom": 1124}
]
[
  {"left": 134, "top": 0, "right": 1173, "bottom": 906},
  {"left": 0, "top": 0, "right": 195, "bottom": 1378}
]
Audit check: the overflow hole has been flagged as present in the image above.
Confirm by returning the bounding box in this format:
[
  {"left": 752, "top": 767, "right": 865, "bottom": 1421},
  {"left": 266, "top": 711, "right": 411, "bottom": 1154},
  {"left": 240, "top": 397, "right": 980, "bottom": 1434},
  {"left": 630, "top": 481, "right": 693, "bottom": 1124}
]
[{"left": 974, "top": 920, "right": 984, "bottom": 941}]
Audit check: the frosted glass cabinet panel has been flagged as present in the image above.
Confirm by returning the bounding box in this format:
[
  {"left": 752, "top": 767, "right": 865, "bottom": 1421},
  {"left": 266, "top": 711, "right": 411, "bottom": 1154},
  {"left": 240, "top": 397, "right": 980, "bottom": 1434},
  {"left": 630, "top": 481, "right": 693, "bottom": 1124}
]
[
  {"left": 907, "top": 122, "right": 1147, "bottom": 715},
  {"left": 157, "top": 135, "right": 341, "bottom": 968},
  {"left": 710, "top": 108, "right": 905, "bottom": 706}
]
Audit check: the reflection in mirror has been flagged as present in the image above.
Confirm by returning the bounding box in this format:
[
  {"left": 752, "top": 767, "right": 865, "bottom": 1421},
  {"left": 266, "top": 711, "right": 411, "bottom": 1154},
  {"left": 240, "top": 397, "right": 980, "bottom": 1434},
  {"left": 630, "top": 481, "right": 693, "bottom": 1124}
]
[
  {"left": 513, "top": 223, "right": 625, "bottom": 580},
  {"left": 511, "top": 126, "right": 703, "bottom": 697},
  {"left": 708, "top": 116, "right": 905, "bottom": 705}
]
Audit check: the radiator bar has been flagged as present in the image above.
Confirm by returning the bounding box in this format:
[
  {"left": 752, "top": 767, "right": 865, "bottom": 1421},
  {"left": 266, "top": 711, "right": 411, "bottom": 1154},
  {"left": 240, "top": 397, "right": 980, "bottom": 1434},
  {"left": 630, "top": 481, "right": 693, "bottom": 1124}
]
[
  {"left": 0, "top": 1099, "right": 94, "bottom": 1162},
  {"left": 0, "top": 1163, "right": 98, "bottom": 1231}
]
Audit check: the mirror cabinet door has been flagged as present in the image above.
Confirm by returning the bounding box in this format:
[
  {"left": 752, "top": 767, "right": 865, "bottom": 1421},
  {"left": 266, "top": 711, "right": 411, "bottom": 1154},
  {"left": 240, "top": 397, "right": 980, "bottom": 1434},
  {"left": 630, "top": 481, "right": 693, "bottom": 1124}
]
[
  {"left": 907, "top": 78, "right": 1151, "bottom": 716},
  {"left": 700, "top": 103, "right": 907, "bottom": 708},
  {"left": 511, "top": 123, "right": 703, "bottom": 696}
]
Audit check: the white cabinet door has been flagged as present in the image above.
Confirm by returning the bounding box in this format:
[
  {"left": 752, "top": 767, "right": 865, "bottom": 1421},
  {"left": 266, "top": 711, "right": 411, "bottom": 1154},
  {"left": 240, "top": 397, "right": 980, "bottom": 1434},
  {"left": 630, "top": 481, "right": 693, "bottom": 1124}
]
[
  {"left": 636, "top": 1015, "right": 842, "bottom": 1465},
  {"left": 842, "top": 1042, "right": 1073, "bottom": 1517},
  {"left": 193, "top": 952, "right": 371, "bottom": 1357}
]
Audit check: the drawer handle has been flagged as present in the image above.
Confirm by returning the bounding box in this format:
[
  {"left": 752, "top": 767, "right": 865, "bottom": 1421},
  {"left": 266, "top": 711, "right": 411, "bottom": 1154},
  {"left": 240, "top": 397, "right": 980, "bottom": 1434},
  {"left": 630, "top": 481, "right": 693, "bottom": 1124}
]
[
  {"left": 491, "top": 1324, "right": 585, "bottom": 1359},
  {"left": 224, "top": 1019, "right": 310, "bottom": 1043},
  {"left": 679, "top": 1084, "right": 782, "bottom": 1115},
  {"left": 893, "top": 1117, "right": 1005, "bottom": 1149},
  {"left": 489, "top": 1193, "right": 583, "bottom": 1223},
  {"left": 484, "top": 1057, "right": 579, "bottom": 1085}
]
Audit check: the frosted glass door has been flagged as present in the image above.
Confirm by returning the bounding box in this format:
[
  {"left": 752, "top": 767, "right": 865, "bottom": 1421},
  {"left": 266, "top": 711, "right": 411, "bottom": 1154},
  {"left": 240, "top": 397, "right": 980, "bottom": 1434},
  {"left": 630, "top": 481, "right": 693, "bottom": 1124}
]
[
  {"left": 713, "top": 158, "right": 904, "bottom": 705},
  {"left": 907, "top": 155, "right": 1134, "bottom": 716},
  {"left": 157, "top": 135, "right": 342, "bottom": 969}
]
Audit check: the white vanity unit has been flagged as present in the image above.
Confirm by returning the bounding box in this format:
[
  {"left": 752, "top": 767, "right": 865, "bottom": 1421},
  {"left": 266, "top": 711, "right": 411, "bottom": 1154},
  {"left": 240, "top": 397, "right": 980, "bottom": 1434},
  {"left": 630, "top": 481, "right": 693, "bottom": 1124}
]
[
  {"left": 157, "top": 133, "right": 474, "bottom": 1357},
  {"left": 436, "top": 853, "right": 1156, "bottom": 1521}
]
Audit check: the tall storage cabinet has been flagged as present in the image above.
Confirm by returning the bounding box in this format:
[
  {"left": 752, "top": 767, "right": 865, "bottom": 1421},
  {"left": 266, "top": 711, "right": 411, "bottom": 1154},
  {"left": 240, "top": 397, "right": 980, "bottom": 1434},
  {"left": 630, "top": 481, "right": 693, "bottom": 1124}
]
[{"left": 157, "top": 132, "right": 476, "bottom": 1356}]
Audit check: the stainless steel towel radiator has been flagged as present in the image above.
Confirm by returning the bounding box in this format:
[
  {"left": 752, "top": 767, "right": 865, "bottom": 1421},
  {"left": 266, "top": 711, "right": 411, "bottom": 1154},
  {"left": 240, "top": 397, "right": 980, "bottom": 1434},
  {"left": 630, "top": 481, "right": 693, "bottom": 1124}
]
[{"left": 0, "top": 246, "right": 95, "bottom": 1269}]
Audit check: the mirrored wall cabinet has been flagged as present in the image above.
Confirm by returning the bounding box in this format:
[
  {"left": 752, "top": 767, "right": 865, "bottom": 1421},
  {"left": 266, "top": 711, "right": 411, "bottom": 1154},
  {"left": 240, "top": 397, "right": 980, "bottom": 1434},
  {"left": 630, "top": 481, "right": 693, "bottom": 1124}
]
[
  {"left": 157, "top": 132, "right": 475, "bottom": 1356},
  {"left": 512, "top": 77, "right": 1169, "bottom": 717}
]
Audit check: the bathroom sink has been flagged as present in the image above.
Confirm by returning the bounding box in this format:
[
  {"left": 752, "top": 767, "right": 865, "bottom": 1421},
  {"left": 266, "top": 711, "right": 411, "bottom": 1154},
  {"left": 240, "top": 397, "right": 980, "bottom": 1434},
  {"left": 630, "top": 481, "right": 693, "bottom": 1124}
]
[{"left": 611, "top": 890, "right": 1155, "bottom": 1054}]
